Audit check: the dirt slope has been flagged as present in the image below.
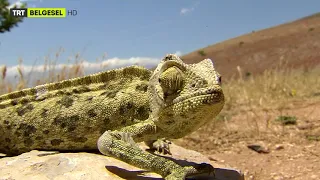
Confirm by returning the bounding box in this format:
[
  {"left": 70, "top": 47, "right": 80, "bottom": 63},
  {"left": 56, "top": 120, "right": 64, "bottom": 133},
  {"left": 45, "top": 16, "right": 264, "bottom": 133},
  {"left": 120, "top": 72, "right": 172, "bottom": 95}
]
[{"left": 181, "top": 13, "right": 320, "bottom": 79}]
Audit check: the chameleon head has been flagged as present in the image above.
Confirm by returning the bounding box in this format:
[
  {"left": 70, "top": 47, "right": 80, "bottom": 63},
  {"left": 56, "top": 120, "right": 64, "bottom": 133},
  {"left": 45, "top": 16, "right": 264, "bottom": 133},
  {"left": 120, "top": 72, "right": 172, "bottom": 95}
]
[{"left": 148, "top": 54, "right": 225, "bottom": 138}]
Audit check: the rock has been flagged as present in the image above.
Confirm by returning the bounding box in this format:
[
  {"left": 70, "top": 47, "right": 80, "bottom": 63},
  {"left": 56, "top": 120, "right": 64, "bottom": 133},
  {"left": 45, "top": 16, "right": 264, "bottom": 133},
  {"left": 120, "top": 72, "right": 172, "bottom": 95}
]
[
  {"left": 247, "top": 144, "right": 270, "bottom": 154},
  {"left": 297, "top": 122, "right": 314, "bottom": 130},
  {"left": 0, "top": 143, "right": 244, "bottom": 180},
  {"left": 275, "top": 144, "right": 285, "bottom": 150}
]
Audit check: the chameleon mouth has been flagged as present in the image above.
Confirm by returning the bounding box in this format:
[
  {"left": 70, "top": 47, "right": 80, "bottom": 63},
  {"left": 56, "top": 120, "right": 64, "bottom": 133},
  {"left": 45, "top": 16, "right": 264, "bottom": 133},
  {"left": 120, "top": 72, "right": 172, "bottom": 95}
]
[{"left": 172, "top": 87, "right": 223, "bottom": 105}]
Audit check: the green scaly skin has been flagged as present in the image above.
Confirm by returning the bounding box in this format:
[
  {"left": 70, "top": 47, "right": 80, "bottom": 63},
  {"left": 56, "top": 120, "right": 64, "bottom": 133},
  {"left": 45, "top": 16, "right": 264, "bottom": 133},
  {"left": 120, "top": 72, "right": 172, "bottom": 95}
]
[{"left": 0, "top": 54, "right": 224, "bottom": 179}]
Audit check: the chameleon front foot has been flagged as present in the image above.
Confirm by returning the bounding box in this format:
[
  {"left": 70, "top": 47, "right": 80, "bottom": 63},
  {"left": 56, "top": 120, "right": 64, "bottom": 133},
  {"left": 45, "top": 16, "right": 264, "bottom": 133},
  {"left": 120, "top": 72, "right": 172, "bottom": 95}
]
[{"left": 145, "top": 138, "right": 172, "bottom": 155}]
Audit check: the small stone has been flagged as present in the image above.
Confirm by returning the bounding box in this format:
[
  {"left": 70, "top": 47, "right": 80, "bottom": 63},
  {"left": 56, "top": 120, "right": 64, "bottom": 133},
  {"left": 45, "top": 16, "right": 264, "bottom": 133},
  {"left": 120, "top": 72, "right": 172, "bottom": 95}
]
[
  {"left": 247, "top": 144, "right": 270, "bottom": 153},
  {"left": 275, "top": 144, "right": 284, "bottom": 150},
  {"left": 297, "top": 122, "right": 314, "bottom": 130}
]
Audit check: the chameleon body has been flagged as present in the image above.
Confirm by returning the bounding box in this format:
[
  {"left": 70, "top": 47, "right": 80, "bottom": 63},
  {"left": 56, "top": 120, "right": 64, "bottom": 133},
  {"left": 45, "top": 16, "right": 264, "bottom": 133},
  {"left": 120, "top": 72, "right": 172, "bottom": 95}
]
[{"left": 0, "top": 54, "right": 224, "bottom": 179}]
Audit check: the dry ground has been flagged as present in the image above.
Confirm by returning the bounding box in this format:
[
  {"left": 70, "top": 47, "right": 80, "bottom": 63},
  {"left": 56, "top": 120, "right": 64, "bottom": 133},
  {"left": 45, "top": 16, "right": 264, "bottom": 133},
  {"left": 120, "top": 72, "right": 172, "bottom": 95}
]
[{"left": 176, "top": 100, "right": 320, "bottom": 180}]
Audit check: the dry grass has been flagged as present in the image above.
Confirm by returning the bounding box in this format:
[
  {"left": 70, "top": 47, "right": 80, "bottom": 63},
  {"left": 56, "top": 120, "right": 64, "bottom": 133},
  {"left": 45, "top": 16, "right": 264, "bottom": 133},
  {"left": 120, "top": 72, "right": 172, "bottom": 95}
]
[
  {"left": 1, "top": 51, "right": 319, "bottom": 112},
  {"left": 1, "top": 51, "right": 319, "bottom": 123},
  {"left": 0, "top": 48, "right": 110, "bottom": 95},
  {"left": 223, "top": 63, "right": 320, "bottom": 112}
]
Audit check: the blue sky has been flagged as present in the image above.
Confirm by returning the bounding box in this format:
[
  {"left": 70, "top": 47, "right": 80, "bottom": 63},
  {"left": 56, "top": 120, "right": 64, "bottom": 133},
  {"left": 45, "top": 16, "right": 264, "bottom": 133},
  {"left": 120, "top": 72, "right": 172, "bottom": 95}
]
[{"left": 1, "top": 0, "right": 319, "bottom": 74}]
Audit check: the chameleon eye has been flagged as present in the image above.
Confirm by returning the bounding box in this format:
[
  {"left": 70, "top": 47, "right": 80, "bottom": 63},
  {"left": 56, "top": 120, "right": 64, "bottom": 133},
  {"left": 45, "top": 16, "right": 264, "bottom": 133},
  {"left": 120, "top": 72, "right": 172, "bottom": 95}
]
[{"left": 159, "top": 66, "right": 184, "bottom": 96}]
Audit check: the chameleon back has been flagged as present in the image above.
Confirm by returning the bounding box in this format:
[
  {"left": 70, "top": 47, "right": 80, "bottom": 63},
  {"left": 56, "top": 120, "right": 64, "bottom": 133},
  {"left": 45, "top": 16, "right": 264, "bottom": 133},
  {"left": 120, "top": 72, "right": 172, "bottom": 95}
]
[{"left": 0, "top": 66, "right": 151, "bottom": 155}]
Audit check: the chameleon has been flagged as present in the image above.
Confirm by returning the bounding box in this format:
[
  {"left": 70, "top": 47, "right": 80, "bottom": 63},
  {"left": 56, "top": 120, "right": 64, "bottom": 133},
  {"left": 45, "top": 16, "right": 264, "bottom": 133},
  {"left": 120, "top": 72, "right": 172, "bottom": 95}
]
[{"left": 0, "top": 54, "right": 224, "bottom": 179}]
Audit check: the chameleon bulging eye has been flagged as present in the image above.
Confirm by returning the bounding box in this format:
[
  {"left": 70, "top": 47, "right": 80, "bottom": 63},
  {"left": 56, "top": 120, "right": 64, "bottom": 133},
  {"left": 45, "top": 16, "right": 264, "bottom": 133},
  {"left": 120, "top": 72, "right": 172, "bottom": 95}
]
[{"left": 159, "top": 67, "right": 184, "bottom": 96}]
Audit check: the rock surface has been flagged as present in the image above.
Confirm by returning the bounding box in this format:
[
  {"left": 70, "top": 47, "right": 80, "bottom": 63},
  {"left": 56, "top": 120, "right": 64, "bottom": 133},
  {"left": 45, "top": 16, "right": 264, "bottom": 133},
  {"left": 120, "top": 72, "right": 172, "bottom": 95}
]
[{"left": 0, "top": 143, "right": 243, "bottom": 180}]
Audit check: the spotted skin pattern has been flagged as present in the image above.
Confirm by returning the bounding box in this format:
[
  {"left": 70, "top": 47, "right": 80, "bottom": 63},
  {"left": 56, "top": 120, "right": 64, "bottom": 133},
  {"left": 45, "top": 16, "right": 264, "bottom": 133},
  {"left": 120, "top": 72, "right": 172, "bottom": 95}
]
[{"left": 0, "top": 54, "right": 224, "bottom": 180}]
